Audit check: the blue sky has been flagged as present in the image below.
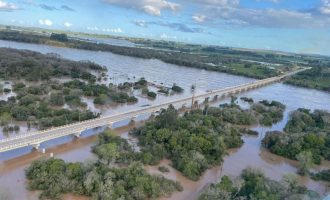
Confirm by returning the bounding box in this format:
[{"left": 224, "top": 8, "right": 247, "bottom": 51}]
[{"left": 0, "top": 0, "right": 330, "bottom": 55}]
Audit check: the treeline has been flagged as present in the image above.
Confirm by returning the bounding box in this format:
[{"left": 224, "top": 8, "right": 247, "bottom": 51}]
[
  {"left": 262, "top": 109, "right": 330, "bottom": 174},
  {"left": 285, "top": 66, "right": 330, "bottom": 92},
  {"left": 25, "top": 130, "right": 182, "bottom": 200},
  {"left": 0, "top": 30, "right": 281, "bottom": 79},
  {"left": 199, "top": 168, "right": 319, "bottom": 200}
]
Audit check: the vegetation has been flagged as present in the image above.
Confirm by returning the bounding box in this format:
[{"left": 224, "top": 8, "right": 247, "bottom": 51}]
[
  {"left": 262, "top": 109, "right": 330, "bottom": 165},
  {"left": 0, "top": 48, "right": 141, "bottom": 131},
  {"left": 3, "top": 125, "right": 20, "bottom": 133},
  {"left": 26, "top": 130, "right": 182, "bottom": 200},
  {"left": 64, "top": 80, "right": 138, "bottom": 104},
  {"left": 130, "top": 100, "right": 284, "bottom": 181},
  {"left": 158, "top": 166, "right": 170, "bottom": 173},
  {"left": 147, "top": 91, "right": 157, "bottom": 99},
  {"left": 311, "top": 170, "right": 330, "bottom": 182},
  {"left": 252, "top": 100, "right": 286, "bottom": 126},
  {"left": 0, "top": 30, "right": 289, "bottom": 79},
  {"left": 0, "top": 48, "right": 104, "bottom": 81},
  {"left": 50, "top": 33, "right": 68, "bottom": 42},
  {"left": 199, "top": 168, "right": 319, "bottom": 200},
  {"left": 285, "top": 66, "right": 330, "bottom": 92},
  {"left": 171, "top": 83, "right": 184, "bottom": 93},
  {"left": 296, "top": 151, "right": 314, "bottom": 175},
  {"left": 240, "top": 97, "right": 254, "bottom": 103}
]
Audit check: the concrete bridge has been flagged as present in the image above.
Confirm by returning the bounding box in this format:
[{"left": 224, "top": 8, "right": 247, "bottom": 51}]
[{"left": 0, "top": 68, "right": 307, "bottom": 153}]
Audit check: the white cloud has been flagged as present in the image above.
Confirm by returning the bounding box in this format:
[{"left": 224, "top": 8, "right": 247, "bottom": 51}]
[
  {"left": 38, "top": 19, "right": 53, "bottom": 26},
  {"left": 0, "top": 0, "right": 18, "bottom": 11},
  {"left": 103, "top": 0, "right": 179, "bottom": 16},
  {"left": 160, "top": 33, "right": 177, "bottom": 40},
  {"left": 320, "top": 0, "right": 330, "bottom": 15},
  {"left": 133, "top": 20, "right": 148, "bottom": 27},
  {"left": 88, "top": 26, "right": 123, "bottom": 33},
  {"left": 193, "top": 4, "right": 329, "bottom": 28},
  {"left": 106, "top": 28, "right": 123, "bottom": 33},
  {"left": 192, "top": 15, "right": 206, "bottom": 23},
  {"left": 63, "top": 22, "right": 72, "bottom": 27}
]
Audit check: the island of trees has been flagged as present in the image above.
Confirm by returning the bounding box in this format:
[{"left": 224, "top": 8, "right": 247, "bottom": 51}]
[{"left": 262, "top": 109, "right": 330, "bottom": 176}]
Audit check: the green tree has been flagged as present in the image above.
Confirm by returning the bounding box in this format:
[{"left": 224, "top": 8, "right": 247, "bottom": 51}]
[
  {"left": 50, "top": 92, "right": 64, "bottom": 106},
  {"left": 0, "top": 112, "right": 11, "bottom": 126},
  {"left": 296, "top": 151, "right": 314, "bottom": 175},
  {"left": 94, "top": 143, "right": 119, "bottom": 165}
]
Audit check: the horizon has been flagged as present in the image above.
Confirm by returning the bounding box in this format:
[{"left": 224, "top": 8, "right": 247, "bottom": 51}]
[{"left": 1, "top": 0, "right": 330, "bottom": 56}]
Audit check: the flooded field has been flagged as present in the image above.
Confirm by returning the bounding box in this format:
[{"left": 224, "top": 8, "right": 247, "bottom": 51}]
[{"left": 0, "top": 40, "right": 330, "bottom": 199}]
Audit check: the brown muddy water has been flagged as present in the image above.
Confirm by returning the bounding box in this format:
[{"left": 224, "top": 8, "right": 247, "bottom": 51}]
[{"left": 0, "top": 40, "right": 330, "bottom": 199}]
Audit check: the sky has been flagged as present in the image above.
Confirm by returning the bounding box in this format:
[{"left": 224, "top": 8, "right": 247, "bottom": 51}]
[{"left": 0, "top": 0, "right": 330, "bottom": 55}]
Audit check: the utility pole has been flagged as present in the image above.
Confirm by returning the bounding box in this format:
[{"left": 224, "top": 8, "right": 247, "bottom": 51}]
[{"left": 191, "top": 84, "right": 196, "bottom": 109}]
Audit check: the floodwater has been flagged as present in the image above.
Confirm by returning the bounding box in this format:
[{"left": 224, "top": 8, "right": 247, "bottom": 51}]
[{"left": 0, "top": 40, "right": 330, "bottom": 200}]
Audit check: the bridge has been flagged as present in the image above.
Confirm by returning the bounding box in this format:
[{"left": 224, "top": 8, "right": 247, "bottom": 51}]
[{"left": 0, "top": 68, "right": 307, "bottom": 153}]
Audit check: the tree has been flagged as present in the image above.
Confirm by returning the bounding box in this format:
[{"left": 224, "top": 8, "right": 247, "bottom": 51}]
[
  {"left": 141, "top": 87, "right": 149, "bottom": 95},
  {"left": 0, "top": 112, "right": 11, "bottom": 126},
  {"left": 296, "top": 151, "right": 313, "bottom": 175},
  {"left": 94, "top": 94, "right": 107, "bottom": 105},
  {"left": 282, "top": 174, "right": 299, "bottom": 193},
  {"left": 50, "top": 33, "right": 68, "bottom": 42},
  {"left": 147, "top": 91, "right": 157, "bottom": 98},
  {"left": 94, "top": 143, "right": 119, "bottom": 165},
  {"left": 172, "top": 83, "right": 184, "bottom": 93},
  {"left": 50, "top": 92, "right": 64, "bottom": 106}
]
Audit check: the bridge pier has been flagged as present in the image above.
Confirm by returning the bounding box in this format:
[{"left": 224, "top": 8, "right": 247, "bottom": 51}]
[
  {"left": 108, "top": 122, "right": 114, "bottom": 129},
  {"left": 129, "top": 116, "right": 138, "bottom": 125},
  {"left": 193, "top": 100, "right": 199, "bottom": 108},
  {"left": 181, "top": 104, "right": 187, "bottom": 110},
  {"left": 178, "top": 105, "right": 186, "bottom": 112},
  {"left": 31, "top": 143, "right": 40, "bottom": 150},
  {"left": 73, "top": 132, "right": 82, "bottom": 138},
  {"left": 204, "top": 97, "right": 210, "bottom": 104},
  {"left": 149, "top": 112, "right": 156, "bottom": 119}
]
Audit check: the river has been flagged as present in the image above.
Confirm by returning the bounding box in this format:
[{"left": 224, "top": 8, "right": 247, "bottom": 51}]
[{"left": 0, "top": 40, "right": 329, "bottom": 200}]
